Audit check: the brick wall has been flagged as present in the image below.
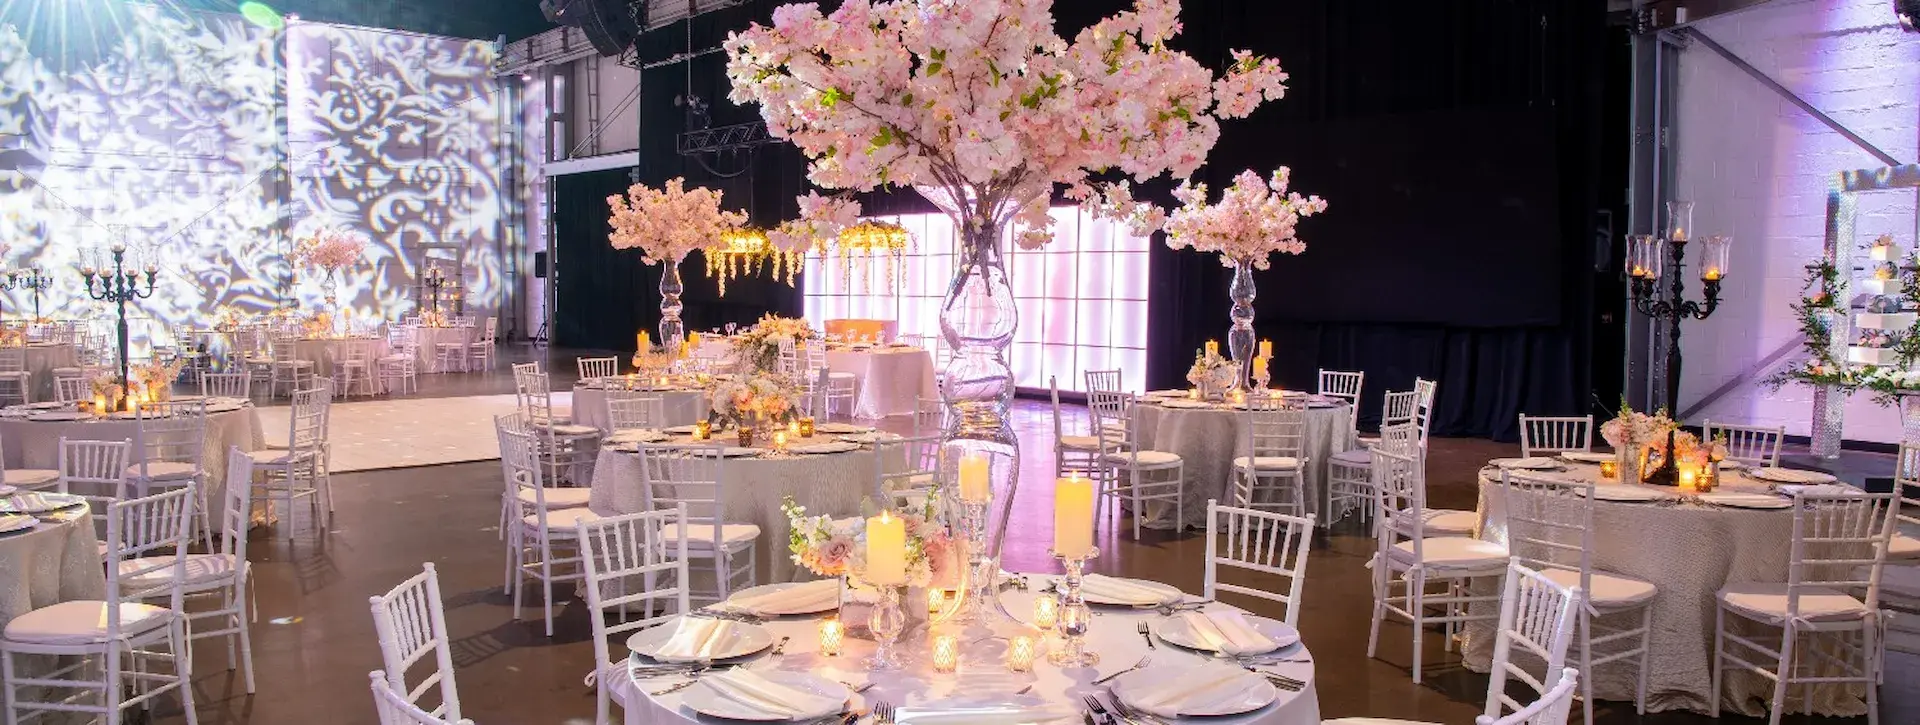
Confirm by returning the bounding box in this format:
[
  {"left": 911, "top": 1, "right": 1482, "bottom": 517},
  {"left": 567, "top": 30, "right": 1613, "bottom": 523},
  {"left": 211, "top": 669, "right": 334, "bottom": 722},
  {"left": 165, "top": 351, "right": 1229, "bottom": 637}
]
[{"left": 1675, "top": 0, "right": 1920, "bottom": 444}]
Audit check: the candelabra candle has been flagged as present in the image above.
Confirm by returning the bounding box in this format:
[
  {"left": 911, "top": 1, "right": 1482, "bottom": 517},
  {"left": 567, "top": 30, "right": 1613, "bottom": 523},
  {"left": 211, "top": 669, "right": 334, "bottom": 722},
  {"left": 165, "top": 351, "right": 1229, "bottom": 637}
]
[
  {"left": 955, "top": 497, "right": 995, "bottom": 624},
  {"left": 1007, "top": 636, "right": 1036, "bottom": 672},
  {"left": 1624, "top": 201, "right": 1727, "bottom": 488},
  {"left": 81, "top": 233, "right": 157, "bottom": 411},
  {"left": 1046, "top": 549, "right": 1101, "bottom": 667}
]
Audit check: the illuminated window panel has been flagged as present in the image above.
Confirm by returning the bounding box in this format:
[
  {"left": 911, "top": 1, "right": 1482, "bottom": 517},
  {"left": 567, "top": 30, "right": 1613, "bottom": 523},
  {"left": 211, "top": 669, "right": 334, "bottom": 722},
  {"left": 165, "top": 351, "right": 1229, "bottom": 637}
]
[{"left": 803, "top": 208, "right": 1149, "bottom": 395}]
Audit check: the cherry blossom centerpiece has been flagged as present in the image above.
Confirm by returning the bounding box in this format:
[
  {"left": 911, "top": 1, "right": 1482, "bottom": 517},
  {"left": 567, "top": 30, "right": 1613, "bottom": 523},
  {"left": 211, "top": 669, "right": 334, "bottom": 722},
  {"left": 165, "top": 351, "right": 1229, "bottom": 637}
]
[
  {"left": 290, "top": 226, "right": 367, "bottom": 318},
  {"left": 727, "top": 0, "right": 1290, "bottom": 564},
  {"left": 607, "top": 178, "right": 748, "bottom": 344}
]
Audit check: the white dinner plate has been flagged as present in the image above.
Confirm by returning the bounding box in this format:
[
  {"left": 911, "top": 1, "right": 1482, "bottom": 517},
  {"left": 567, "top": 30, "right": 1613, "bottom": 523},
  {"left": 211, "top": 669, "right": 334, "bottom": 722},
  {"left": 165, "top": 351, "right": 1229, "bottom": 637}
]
[
  {"left": 1492, "top": 457, "right": 1561, "bottom": 470},
  {"left": 1558, "top": 451, "right": 1613, "bottom": 464},
  {"left": 718, "top": 447, "right": 760, "bottom": 458},
  {"left": 721, "top": 581, "right": 841, "bottom": 616},
  {"left": 662, "top": 425, "right": 698, "bottom": 435},
  {"left": 680, "top": 671, "right": 849, "bottom": 722},
  {"left": 0, "top": 484, "right": 14, "bottom": 497},
  {"left": 836, "top": 432, "right": 888, "bottom": 445},
  {"left": 1080, "top": 576, "right": 1184, "bottom": 607},
  {"left": 1144, "top": 390, "right": 1189, "bottom": 398},
  {"left": 1716, "top": 460, "right": 1748, "bottom": 470},
  {"left": 28, "top": 411, "right": 92, "bottom": 422},
  {"left": 1154, "top": 613, "right": 1300, "bottom": 654},
  {"left": 892, "top": 698, "right": 1075, "bottom": 725},
  {"left": 792, "top": 441, "right": 861, "bottom": 455},
  {"left": 625, "top": 616, "right": 775, "bottom": 663},
  {"left": 1698, "top": 492, "right": 1794, "bottom": 510},
  {"left": 814, "top": 423, "right": 871, "bottom": 434},
  {"left": 1112, "top": 667, "right": 1278, "bottom": 718},
  {"left": 606, "top": 429, "right": 667, "bottom": 444},
  {"left": 0, "top": 492, "right": 87, "bottom": 514},
  {"left": 1582, "top": 485, "right": 1672, "bottom": 503},
  {"left": 22, "top": 401, "right": 66, "bottom": 410},
  {"left": 1157, "top": 400, "right": 1215, "bottom": 410},
  {"left": 0, "top": 514, "right": 35, "bottom": 535},
  {"left": 1744, "top": 467, "right": 1836, "bottom": 484}
]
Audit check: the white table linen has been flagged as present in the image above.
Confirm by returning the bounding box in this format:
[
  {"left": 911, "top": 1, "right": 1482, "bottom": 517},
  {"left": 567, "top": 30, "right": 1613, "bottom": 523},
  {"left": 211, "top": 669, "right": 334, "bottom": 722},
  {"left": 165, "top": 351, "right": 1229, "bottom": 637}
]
[
  {"left": 570, "top": 384, "right": 709, "bottom": 430},
  {"left": 0, "top": 404, "right": 266, "bottom": 506},
  {"left": 1468, "top": 462, "right": 1861, "bottom": 717},
  {"left": 1130, "top": 401, "right": 1352, "bottom": 529},
  {"left": 0, "top": 506, "right": 105, "bottom": 721},
  {"left": 293, "top": 337, "right": 389, "bottom": 377},
  {"left": 825, "top": 347, "right": 936, "bottom": 420},
  {"left": 587, "top": 443, "right": 882, "bottom": 583},
  {"left": 623, "top": 578, "right": 1320, "bottom": 725},
  {"left": 411, "top": 326, "right": 472, "bottom": 372}
]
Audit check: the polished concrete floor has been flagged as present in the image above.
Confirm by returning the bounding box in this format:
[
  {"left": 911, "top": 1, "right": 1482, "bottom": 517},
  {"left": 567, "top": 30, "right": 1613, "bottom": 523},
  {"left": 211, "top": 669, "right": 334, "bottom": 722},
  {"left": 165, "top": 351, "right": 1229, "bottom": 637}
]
[{"left": 142, "top": 345, "right": 1908, "bottom": 724}]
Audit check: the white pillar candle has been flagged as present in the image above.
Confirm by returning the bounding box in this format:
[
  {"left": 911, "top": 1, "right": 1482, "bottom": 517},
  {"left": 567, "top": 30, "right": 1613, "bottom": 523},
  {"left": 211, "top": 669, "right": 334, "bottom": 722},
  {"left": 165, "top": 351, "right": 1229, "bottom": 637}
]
[
  {"left": 1052, "top": 475, "right": 1095, "bottom": 558},
  {"left": 959, "top": 453, "right": 991, "bottom": 503},
  {"left": 865, "top": 510, "right": 907, "bottom": 586}
]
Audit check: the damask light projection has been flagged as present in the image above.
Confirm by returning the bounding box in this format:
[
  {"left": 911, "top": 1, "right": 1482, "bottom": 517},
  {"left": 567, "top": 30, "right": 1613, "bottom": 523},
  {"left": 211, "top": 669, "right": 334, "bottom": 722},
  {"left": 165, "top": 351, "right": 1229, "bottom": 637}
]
[{"left": 0, "top": 8, "right": 504, "bottom": 337}]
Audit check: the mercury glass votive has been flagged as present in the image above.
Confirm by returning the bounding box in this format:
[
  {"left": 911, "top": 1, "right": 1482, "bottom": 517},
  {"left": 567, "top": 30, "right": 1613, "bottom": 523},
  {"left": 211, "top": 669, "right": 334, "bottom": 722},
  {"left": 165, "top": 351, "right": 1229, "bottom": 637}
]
[
  {"left": 1599, "top": 460, "right": 1618, "bottom": 479},
  {"left": 737, "top": 426, "right": 755, "bottom": 447},
  {"left": 773, "top": 430, "right": 789, "bottom": 453},
  {"left": 1033, "top": 594, "right": 1059, "bottom": 630},
  {"left": 1007, "top": 636, "right": 1036, "bottom": 672},
  {"left": 818, "top": 619, "right": 844, "bottom": 657},
  {"left": 693, "top": 420, "right": 712, "bottom": 440},
  {"left": 799, "top": 417, "right": 816, "bottom": 437},
  {"left": 932, "top": 635, "right": 959, "bottom": 674}
]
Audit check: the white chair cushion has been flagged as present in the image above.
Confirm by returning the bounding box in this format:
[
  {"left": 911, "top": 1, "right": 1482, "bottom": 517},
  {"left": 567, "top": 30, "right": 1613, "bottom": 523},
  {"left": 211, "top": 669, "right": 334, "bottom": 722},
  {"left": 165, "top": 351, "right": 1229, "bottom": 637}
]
[
  {"left": 1058, "top": 435, "right": 1101, "bottom": 451},
  {"left": 118, "top": 553, "right": 244, "bottom": 589},
  {"left": 516, "top": 487, "right": 592, "bottom": 508},
  {"left": 674, "top": 522, "right": 762, "bottom": 548},
  {"left": 1233, "top": 455, "right": 1302, "bottom": 471},
  {"left": 521, "top": 508, "right": 606, "bottom": 533},
  {"left": 3, "top": 469, "right": 59, "bottom": 487},
  {"left": 825, "top": 372, "right": 857, "bottom": 380},
  {"left": 1388, "top": 537, "right": 1508, "bottom": 569},
  {"left": 1330, "top": 449, "right": 1373, "bottom": 465},
  {"left": 1102, "top": 450, "right": 1182, "bottom": 467},
  {"left": 1388, "top": 508, "right": 1477, "bottom": 537},
  {"left": 1539, "top": 568, "right": 1658, "bottom": 607},
  {"left": 3, "top": 601, "right": 172, "bottom": 645},
  {"left": 246, "top": 449, "right": 315, "bottom": 465},
  {"left": 1888, "top": 534, "right": 1920, "bottom": 561},
  {"left": 1322, "top": 719, "right": 1441, "bottom": 725},
  {"left": 273, "top": 360, "right": 314, "bottom": 368},
  {"left": 1718, "top": 582, "right": 1870, "bottom": 623},
  {"left": 125, "top": 462, "right": 199, "bottom": 480}
]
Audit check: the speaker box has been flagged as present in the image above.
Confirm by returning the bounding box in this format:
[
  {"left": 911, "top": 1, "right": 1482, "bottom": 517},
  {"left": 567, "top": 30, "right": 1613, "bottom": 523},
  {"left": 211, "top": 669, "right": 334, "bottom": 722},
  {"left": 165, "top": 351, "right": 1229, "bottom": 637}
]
[
  {"left": 545, "top": 0, "right": 639, "bottom": 56},
  {"left": 534, "top": 251, "right": 549, "bottom": 278}
]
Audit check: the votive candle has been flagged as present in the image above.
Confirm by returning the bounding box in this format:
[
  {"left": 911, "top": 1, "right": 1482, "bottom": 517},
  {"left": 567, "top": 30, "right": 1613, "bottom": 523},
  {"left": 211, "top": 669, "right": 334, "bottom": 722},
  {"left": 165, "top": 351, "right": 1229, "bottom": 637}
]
[
  {"left": 1678, "top": 467, "right": 1698, "bottom": 492},
  {"left": 1599, "top": 460, "right": 1618, "bottom": 479},
  {"left": 1252, "top": 356, "right": 1269, "bottom": 380},
  {"left": 932, "top": 635, "right": 959, "bottom": 674},
  {"left": 693, "top": 420, "right": 711, "bottom": 440},
  {"left": 1259, "top": 339, "right": 1272, "bottom": 358},
  {"left": 1205, "top": 340, "right": 1219, "bottom": 357},
  {"left": 799, "top": 417, "right": 815, "bottom": 437},
  {"left": 1008, "top": 636, "right": 1036, "bottom": 672},
  {"left": 959, "top": 452, "right": 991, "bottom": 503},
  {"left": 788, "top": 419, "right": 802, "bottom": 438},
  {"left": 818, "top": 619, "right": 843, "bottom": 657},
  {"left": 865, "top": 510, "right": 907, "bottom": 586},
  {"left": 1052, "top": 475, "right": 1095, "bottom": 558},
  {"left": 1033, "top": 594, "right": 1059, "bottom": 630},
  {"left": 774, "top": 430, "right": 788, "bottom": 452}
]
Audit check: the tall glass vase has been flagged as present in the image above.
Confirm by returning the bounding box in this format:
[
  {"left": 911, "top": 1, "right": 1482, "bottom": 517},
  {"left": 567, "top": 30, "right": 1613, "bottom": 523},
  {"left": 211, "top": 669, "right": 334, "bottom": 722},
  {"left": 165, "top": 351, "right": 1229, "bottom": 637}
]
[
  {"left": 658, "top": 256, "right": 686, "bottom": 347},
  {"left": 1227, "top": 257, "right": 1257, "bottom": 391}
]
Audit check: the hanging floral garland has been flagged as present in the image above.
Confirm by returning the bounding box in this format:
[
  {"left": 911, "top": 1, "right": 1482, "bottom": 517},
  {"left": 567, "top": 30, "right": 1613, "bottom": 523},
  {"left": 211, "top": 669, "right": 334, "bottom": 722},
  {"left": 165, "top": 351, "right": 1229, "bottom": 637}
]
[
  {"left": 703, "top": 227, "right": 805, "bottom": 296},
  {"left": 1770, "top": 235, "right": 1920, "bottom": 405},
  {"left": 827, "top": 220, "right": 913, "bottom": 294},
  {"left": 1769, "top": 259, "right": 1850, "bottom": 389}
]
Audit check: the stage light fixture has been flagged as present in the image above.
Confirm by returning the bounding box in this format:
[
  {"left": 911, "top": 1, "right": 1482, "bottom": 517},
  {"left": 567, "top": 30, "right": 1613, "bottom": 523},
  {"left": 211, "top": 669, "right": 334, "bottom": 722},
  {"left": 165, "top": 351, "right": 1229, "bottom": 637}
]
[
  {"left": 1901, "top": 0, "right": 1919, "bottom": 31},
  {"left": 536, "top": 0, "right": 640, "bottom": 56}
]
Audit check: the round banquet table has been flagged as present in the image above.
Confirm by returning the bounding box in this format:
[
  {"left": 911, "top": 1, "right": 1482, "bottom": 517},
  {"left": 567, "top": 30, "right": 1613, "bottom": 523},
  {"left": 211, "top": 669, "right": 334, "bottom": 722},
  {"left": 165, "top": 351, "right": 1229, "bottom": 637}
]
[
  {"left": 0, "top": 402, "right": 266, "bottom": 507},
  {"left": 1466, "top": 461, "right": 1862, "bottom": 717},
  {"left": 825, "top": 346, "right": 936, "bottom": 419},
  {"left": 19, "top": 343, "right": 78, "bottom": 402},
  {"left": 0, "top": 505, "right": 105, "bottom": 720},
  {"left": 588, "top": 439, "right": 887, "bottom": 584},
  {"left": 622, "top": 576, "right": 1321, "bottom": 725},
  {"left": 570, "top": 384, "right": 709, "bottom": 430},
  {"left": 410, "top": 326, "right": 472, "bottom": 372},
  {"left": 1130, "top": 396, "right": 1352, "bottom": 530},
  {"left": 294, "top": 336, "right": 389, "bottom": 377}
]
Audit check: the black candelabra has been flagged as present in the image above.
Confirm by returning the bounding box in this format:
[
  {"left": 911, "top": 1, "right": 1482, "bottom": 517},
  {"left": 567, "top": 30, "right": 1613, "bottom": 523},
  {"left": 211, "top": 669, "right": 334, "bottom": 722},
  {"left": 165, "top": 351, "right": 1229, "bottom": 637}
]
[
  {"left": 423, "top": 264, "right": 448, "bottom": 313},
  {"left": 5, "top": 268, "right": 53, "bottom": 319},
  {"left": 1626, "top": 201, "right": 1732, "bottom": 486},
  {"left": 81, "top": 242, "right": 156, "bottom": 409}
]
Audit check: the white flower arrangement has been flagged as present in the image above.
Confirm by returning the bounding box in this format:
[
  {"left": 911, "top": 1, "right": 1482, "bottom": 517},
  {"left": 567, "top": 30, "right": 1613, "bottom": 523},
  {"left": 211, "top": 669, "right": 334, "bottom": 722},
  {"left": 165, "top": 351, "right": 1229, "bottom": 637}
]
[
  {"left": 1187, "top": 349, "right": 1237, "bottom": 393},
  {"left": 730, "top": 314, "right": 816, "bottom": 376},
  {"left": 710, "top": 373, "right": 795, "bottom": 426}
]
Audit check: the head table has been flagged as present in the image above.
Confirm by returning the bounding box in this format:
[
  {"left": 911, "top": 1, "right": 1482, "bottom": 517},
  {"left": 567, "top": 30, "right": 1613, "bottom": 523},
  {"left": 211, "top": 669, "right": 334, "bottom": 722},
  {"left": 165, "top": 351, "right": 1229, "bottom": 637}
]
[
  {"left": 1467, "top": 458, "right": 1863, "bottom": 717},
  {"left": 623, "top": 577, "right": 1320, "bottom": 725},
  {"left": 1129, "top": 393, "right": 1352, "bottom": 530},
  {"left": 0, "top": 398, "right": 266, "bottom": 505},
  {"left": 0, "top": 502, "right": 103, "bottom": 718},
  {"left": 822, "top": 344, "right": 936, "bottom": 420}
]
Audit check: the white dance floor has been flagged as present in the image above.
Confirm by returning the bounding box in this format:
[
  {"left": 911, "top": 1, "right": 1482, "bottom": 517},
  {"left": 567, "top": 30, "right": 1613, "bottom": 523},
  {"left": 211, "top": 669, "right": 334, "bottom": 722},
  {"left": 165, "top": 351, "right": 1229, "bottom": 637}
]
[{"left": 258, "top": 393, "right": 569, "bottom": 472}]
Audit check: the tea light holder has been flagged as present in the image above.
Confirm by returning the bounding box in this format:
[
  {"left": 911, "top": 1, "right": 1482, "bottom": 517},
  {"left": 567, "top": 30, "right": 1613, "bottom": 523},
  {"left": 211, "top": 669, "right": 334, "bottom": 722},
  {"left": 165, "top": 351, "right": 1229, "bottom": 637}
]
[
  {"left": 799, "top": 417, "right": 816, "bottom": 437},
  {"left": 693, "top": 420, "right": 712, "bottom": 441},
  {"left": 1032, "top": 594, "right": 1059, "bottom": 630},
  {"left": 1007, "top": 635, "right": 1036, "bottom": 672},
  {"left": 931, "top": 634, "right": 959, "bottom": 674},
  {"left": 737, "top": 425, "right": 755, "bottom": 448},
  {"left": 818, "top": 619, "right": 844, "bottom": 657},
  {"left": 1599, "top": 460, "right": 1618, "bottom": 479},
  {"left": 788, "top": 419, "right": 802, "bottom": 438},
  {"left": 773, "top": 430, "right": 789, "bottom": 454}
]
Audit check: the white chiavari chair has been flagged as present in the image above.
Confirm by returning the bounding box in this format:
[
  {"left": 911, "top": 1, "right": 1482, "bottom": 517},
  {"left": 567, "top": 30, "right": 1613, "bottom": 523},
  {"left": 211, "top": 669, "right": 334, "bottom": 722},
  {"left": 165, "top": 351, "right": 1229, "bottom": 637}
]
[
  {"left": 1519, "top": 415, "right": 1595, "bottom": 458},
  {"left": 249, "top": 385, "right": 330, "bottom": 540},
  {"left": 3, "top": 487, "right": 200, "bottom": 725},
  {"left": 1412, "top": 377, "right": 1439, "bottom": 447},
  {"left": 517, "top": 371, "right": 599, "bottom": 486},
  {"left": 0, "top": 347, "right": 29, "bottom": 405},
  {"left": 1356, "top": 389, "right": 1419, "bottom": 449},
  {"left": 874, "top": 434, "right": 942, "bottom": 508},
  {"left": 1367, "top": 444, "right": 1507, "bottom": 684},
  {"left": 577, "top": 356, "right": 619, "bottom": 381},
  {"left": 1891, "top": 442, "right": 1920, "bottom": 562},
  {"left": 1479, "top": 669, "right": 1581, "bottom": 725},
  {"left": 1703, "top": 419, "right": 1786, "bottom": 469},
  {"left": 822, "top": 367, "right": 858, "bottom": 421},
  {"left": 370, "top": 671, "right": 476, "bottom": 725},
  {"left": 1501, "top": 471, "right": 1657, "bottom": 722},
  {"left": 1050, "top": 377, "right": 1100, "bottom": 479},
  {"left": 913, "top": 397, "right": 945, "bottom": 438},
  {"left": 268, "top": 334, "right": 316, "bottom": 398},
  {"left": 369, "top": 563, "right": 463, "bottom": 722},
  {"left": 61, "top": 438, "right": 132, "bottom": 544},
  {"left": 331, "top": 338, "right": 378, "bottom": 397},
  {"left": 131, "top": 399, "right": 210, "bottom": 543},
  {"left": 53, "top": 374, "right": 90, "bottom": 403},
  {"left": 380, "top": 325, "right": 420, "bottom": 394},
  {"left": 434, "top": 328, "right": 468, "bottom": 373},
  {"left": 1317, "top": 368, "right": 1365, "bottom": 443},
  {"left": 0, "top": 432, "right": 59, "bottom": 491},
  {"left": 776, "top": 337, "right": 801, "bottom": 379},
  {"left": 1090, "top": 391, "right": 1185, "bottom": 538},
  {"left": 1205, "top": 501, "right": 1315, "bottom": 626},
  {"left": 1083, "top": 369, "right": 1122, "bottom": 395},
  {"left": 199, "top": 371, "right": 251, "bottom": 400},
  {"left": 637, "top": 443, "right": 759, "bottom": 604},
  {"left": 1232, "top": 398, "right": 1310, "bottom": 517},
  {"left": 466, "top": 317, "right": 498, "bottom": 372},
  {"left": 499, "top": 425, "right": 596, "bottom": 636},
  {"left": 1712, "top": 490, "right": 1896, "bottom": 725},
  {"left": 604, "top": 392, "right": 667, "bottom": 437},
  {"left": 492, "top": 413, "right": 590, "bottom": 542},
  {"left": 1328, "top": 390, "right": 1421, "bottom": 527},
  {"left": 1378, "top": 428, "right": 1475, "bottom": 538},
  {"left": 576, "top": 506, "right": 691, "bottom": 725}
]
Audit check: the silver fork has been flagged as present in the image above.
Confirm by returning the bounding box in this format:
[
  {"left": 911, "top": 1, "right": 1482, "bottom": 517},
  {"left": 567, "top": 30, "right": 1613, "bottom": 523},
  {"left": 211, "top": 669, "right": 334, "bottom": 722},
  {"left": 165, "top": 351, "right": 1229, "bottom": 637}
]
[
  {"left": 873, "top": 701, "right": 896, "bottom": 724},
  {"left": 1106, "top": 693, "right": 1169, "bottom": 725},
  {"left": 1092, "top": 655, "right": 1152, "bottom": 685},
  {"left": 1136, "top": 621, "right": 1155, "bottom": 649}
]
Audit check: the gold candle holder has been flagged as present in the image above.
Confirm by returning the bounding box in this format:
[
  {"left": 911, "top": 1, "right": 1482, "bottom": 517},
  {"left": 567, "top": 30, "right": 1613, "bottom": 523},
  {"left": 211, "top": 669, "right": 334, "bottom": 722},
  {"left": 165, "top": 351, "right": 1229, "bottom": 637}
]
[
  {"left": 1599, "top": 460, "right": 1618, "bottom": 479},
  {"left": 773, "top": 430, "right": 789, "bottom": 453},
  {"left": 737, "top": 426, "right": 755, "bottom": 447},
  {"left": 1033, "top": 594, "right": 1059, "bottom": 630},
  {"left": 818, "top": 619, "right": 843, "bottom": 657},
  {"left": 693, "top": 420, "right": 712, "bottom": 441},
  {"left": 1007, "top": 636, "right": 1036, "bottom": 672},
  {"left": 931, "top": 634, "right": 959, "bottom": 674},
  {"left": 799, "top": 417, "right": 816, "bottom": 437}
]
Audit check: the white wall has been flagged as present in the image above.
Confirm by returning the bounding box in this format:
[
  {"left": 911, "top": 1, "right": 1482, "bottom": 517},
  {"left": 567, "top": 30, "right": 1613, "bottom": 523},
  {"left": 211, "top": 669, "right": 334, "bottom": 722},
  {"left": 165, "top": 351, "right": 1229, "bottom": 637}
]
[{"left": 1675, "top": 0, "right": 1920, "bottom": 444}]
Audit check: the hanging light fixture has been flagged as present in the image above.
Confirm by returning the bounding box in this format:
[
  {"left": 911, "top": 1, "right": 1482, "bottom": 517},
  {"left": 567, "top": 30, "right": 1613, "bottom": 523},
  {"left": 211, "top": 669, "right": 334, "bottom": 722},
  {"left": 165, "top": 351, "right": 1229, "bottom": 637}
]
[
  {"left": 820, "top": 220, "right": 913, "bottom": 294},
  {"left": 703, "top": 226, "right": 804, "bottom": 295}
]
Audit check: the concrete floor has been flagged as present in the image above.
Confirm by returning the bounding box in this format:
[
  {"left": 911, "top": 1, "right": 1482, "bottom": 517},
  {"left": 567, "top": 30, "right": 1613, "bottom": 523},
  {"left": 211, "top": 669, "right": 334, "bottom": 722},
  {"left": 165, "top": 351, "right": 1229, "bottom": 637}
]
[{"left": 138, "top": 345, "right": 1908, "bottom": 724}]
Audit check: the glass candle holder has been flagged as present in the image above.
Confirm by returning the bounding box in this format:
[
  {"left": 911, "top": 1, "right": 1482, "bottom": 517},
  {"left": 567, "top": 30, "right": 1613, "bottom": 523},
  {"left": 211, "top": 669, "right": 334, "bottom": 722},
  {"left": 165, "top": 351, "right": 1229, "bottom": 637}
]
[
  {"left": 1033, "top": 594, "right": 1059, "bottom": 630},
  {"left": 737, "top": 426, "right": 755, "bottom": 448},
  {"left": 1599, "top": 460, "right": 1618, "bottom": 479},
  {"left": 773, "top": 430, "right": 789, "bottom": 454},
  {"left": 693, "top": 420, "right": 712, "bottom": 440},
  {"left": 818, "top": 619, "right": 843, "bottom": 657},
  {"left": 788, "top": 419, "right": 802, "bottom": 438},
  {"left": 931, "top": 634, "right": 959, "bottom": 674},
  {"left": 799, "top": 417, "right": 816, "bottom": 437},
  {"left": 1007, "top": 636, "right": 1036, "bottom": 672},
  {"left": 866, "top": 585, "right": 906, "bottom": 671}
]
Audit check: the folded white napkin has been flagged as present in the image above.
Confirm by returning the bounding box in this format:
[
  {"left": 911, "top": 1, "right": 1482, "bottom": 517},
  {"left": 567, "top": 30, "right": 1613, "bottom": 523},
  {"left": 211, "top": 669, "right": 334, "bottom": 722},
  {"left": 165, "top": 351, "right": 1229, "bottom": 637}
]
[
  {"left": 1182, "top": 610, "right": 1276, "bottom": 655},
  {"left": 1081, "top": 575, "right": 1173, "bottom": 605},
  {"left": 700, "top": 669, "right": 839, "bottom": 719},
  {"left": 723, "top": 580, "right": 839, "bottom": 615},
  {"left": 656, "top": 617, "right": 734, "bottom": 659},
  {"left": 1124, "top": 662, "right": 1259, "bottom": 718},
  {"left": 893, "top": 705, "right": 1077, "bottom": 725}
]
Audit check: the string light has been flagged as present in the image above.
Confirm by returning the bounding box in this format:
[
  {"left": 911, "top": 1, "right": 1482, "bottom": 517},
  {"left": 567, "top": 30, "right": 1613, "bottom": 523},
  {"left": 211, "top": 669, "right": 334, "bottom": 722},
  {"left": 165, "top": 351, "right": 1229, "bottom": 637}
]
[
  {"left": 817, "top": 220, "right": 912, "bottom": 294},
  {"left": 703, "top": 227, "right": 804, "bottom": 296}
]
